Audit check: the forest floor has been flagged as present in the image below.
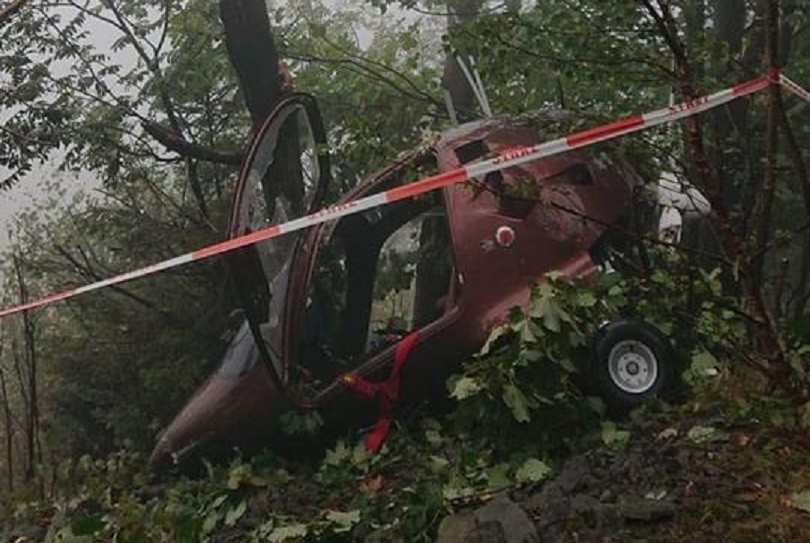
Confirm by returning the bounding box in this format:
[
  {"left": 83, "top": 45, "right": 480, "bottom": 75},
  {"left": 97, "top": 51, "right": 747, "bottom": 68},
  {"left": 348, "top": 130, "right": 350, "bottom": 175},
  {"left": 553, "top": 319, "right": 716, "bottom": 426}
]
[
  {"left": 499, "top": 404, "right": 810, "bottom": 542},
  {"left": 3, "top": 390, "right": 810, "bottom": 543}
]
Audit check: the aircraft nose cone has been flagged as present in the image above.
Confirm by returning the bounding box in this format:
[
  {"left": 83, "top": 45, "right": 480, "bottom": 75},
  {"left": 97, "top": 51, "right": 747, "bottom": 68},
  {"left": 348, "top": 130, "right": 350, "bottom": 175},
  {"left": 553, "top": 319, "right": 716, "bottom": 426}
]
[
  {"left": 148, "top": 435, "right": 173, "bottom": 469},
  {"left": 149, "top": 320, "right": 286, "bottom": 468}
]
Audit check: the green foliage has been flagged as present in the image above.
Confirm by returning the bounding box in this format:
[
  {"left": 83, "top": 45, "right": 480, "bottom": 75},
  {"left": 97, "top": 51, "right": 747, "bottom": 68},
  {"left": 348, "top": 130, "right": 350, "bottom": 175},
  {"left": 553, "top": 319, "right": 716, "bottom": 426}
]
[
  {"left": 447, "top": 273, "right": 608, "bottom": 452},
  {"left": 601, "top": 421, "right": 631, "bottom": 451},
  {"left": 446, "top": 245, "right": 801, "bottom": 453}
]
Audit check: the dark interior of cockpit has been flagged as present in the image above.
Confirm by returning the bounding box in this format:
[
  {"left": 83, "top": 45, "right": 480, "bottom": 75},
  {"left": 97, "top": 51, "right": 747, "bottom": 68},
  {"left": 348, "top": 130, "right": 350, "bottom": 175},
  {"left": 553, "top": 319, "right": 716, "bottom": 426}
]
[{"left": 298, "top": 190, "right": 454, "bottom": 386}]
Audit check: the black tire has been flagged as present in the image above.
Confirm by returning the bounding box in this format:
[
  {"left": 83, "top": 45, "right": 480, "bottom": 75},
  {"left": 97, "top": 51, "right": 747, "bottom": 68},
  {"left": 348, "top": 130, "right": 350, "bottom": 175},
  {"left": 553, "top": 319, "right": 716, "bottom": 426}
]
[{"left": 591, "top": 318, "right": 676, "bottom": 411}]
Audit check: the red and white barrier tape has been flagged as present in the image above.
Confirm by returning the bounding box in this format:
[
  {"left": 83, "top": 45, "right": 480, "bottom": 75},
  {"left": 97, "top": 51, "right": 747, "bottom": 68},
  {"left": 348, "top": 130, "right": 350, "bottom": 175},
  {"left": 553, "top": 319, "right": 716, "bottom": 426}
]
[
  {"left": 780, "top": 73, "right": 810, "bottom": 102},
  {"left": 1, "top": 71, "right": 807, "bottom": 319}
]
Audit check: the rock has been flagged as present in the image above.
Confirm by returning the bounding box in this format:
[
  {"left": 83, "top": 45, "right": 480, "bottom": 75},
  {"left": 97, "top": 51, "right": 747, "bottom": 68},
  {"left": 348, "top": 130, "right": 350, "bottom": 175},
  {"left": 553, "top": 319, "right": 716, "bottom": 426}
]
[
  {"left": 524, "top": 482, "right": 567, "bottom": 517},
  {"left": 556, "top": 455, "right": 591, "bottom": 493},
  {"left": 618, "top": 497, "right": 676, "bottom": 522},
  {"left": 593, "top": 503, "right": 624, "bottom": 535},
  {"left": 570, "top": 494, "right": 598, "bottom": 515},
  {"left": 465, "top": 521, "right": 507, "bottom": 543},
  {"left": 599, "top": 489, "right": 616, "bottom": 503},
  {"left": 436, "top": 512, "right": 477, "bottom": 543},
  {"left": 474, "top": 494, "right": 538, "bottom": 543}
]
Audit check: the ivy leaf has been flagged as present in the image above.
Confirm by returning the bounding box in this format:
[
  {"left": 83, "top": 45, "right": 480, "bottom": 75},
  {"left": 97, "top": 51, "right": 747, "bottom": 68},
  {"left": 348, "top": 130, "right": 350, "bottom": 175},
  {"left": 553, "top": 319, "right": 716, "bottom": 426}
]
[
  {"left": 515, "top": 458, "right": 552, "bottom": 483},
  {"left": 502, "top": 383, "right": 531, "bottom": 423},
  {"left": 450, "top": 376, "right": 482, "bottom": 400}
]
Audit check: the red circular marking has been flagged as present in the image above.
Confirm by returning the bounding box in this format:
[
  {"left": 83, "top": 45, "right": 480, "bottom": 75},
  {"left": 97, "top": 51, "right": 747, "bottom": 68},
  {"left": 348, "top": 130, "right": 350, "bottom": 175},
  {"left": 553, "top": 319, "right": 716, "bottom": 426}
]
[{"left": 496, "top": 226, "right": 516, "bottom": 247}]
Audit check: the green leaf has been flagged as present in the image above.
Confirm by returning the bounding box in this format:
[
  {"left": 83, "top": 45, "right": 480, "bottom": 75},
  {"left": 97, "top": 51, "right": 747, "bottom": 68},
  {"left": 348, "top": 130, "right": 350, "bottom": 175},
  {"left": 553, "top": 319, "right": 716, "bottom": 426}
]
[
  {"left": 486, "top": 462, "right": 511, "bottom": 489},
  {"left": 70, "top": 516, "right": 105, "bottom": 536},
  {"left": 687, "top": 425, "right": 727, "bottom": 444},
  {"left": 429, "top": 455, "right": 450, "bottom": 473},
  {"left": 442, "top": 479, "right": 475, "bottom": 501},
  {"left": 530, "top": 283, "right": 565, "bottom": 332},
  {"left": 325, "top": 509, "right": 361, "bottom": 532},
  {"left": 325, "top": 440, "right": 350, "bottom": 466},
  {"left": 576, "top": 291, "right": 597, "bottom": 307},
  {"left": 515, "top": 458, "right": 552, "bottom": 483},
  {"left": 689, "top": 351, "right": 718, "bottom": 378},
  {"left": 791, "top": 490, "right": 810, "bottom": 513},
  {"left": 224, "top": 500, "right": 246, "bottom": 526},
  {"left": 202, "top": 510, "right": 220, "bottom": 534},
  {"left": 518, "top": 320, "right": 538, "bottom": 342},
  {"left": 49, "top": 527, "right": 93, "bottom": 543},
  {"left": 268, "top": 523, "right": 308, "bottom": 542},
  {"left": 522, "top": 349, "right": 543, "bottom": 362},
  {"left": 502, "top": 383, "right": 531, "bottom": 423},
  {"left": 798, "top": 402, "right": 810, "bottom": 430},
  {"left": 481, "top": 324, "right": 510, "bottom": 355},
  {"left": 601, "top": 421, "right": 630, "bottom": 450},
  {"left": 210, "top": 494, "right": 228, "bottom": 509},
  {"left": 450, "top": 376, "right": 483, "bottom": 400}
]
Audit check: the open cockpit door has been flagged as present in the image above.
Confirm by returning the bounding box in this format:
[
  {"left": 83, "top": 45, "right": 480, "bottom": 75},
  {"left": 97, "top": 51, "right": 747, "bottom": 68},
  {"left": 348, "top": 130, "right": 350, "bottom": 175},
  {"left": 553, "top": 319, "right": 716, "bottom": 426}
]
[
  {"left": 229, "top": 94, "right": 331, "bottom": 384},
  {"left": 286, "top": 149, "right": 462, "bottom": 401}
]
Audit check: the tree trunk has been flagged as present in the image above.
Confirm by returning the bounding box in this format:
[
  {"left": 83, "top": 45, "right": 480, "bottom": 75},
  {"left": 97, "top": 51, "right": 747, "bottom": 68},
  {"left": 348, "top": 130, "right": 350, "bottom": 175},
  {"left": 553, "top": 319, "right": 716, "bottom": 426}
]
[
  {"left": 219, "top": 0, "right": 283, "bottom": 129},
  {"left": 12, "top": 254, "right": 38, "bottom": 483},
  {"left": 0, "top": 337, "right": 13, "bottom": 492}
]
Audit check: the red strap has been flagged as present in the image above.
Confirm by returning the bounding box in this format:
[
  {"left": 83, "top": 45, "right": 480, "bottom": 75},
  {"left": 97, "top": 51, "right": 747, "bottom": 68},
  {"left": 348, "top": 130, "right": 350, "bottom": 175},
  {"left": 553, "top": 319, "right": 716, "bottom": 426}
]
[{"left": 339, "top": 330, "right": 421, "bottom": 452}]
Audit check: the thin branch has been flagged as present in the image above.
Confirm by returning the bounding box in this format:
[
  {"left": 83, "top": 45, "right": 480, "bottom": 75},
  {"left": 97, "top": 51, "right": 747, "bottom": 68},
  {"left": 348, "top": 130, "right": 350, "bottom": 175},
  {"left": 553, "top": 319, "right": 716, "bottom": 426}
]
[
  {"left": 0, "top": 123, "right": 54, "bottom": 148},
  {"left": 52, "top": 243, "right": 181, "bottom": 325},
  {"left": 141, "top": 121, "right": 243, "bottom": 165},
  {"left": 0, "top": 0, "right": 31, "bottom": 27}
]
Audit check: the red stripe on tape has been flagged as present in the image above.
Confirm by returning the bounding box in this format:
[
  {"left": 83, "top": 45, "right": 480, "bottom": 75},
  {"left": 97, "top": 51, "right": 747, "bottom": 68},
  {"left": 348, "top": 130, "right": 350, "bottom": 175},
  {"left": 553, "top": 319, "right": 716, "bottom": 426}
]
[
  {"left": 385, "top": 168, "right": 467, "bottom": 202},
  {"left": 0, "top": 289, "right": 76, "bottom": 318},
  {"left": 566, "top": 115, "right": 644, "bottom": 147},
  {"left": 191, "top": 226, "right": 282, "bottom": 260},
  {"left": 732, "top": 75, "right": 771, "bottom": 96}
]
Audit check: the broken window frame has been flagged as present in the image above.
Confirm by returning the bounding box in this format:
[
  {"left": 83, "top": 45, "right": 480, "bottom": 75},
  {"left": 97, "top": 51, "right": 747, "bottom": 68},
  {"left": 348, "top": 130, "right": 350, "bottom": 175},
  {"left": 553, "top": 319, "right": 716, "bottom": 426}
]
[{"left": 227, "top": 93, "right": 332, "bottom": 388}]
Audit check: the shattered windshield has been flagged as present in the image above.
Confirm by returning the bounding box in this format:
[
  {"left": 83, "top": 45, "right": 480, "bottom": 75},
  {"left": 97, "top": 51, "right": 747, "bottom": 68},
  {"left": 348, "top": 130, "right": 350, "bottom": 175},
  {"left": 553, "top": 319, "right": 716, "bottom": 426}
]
[{"left": 233, "top": 100, "right": 324, "bottom": 370}]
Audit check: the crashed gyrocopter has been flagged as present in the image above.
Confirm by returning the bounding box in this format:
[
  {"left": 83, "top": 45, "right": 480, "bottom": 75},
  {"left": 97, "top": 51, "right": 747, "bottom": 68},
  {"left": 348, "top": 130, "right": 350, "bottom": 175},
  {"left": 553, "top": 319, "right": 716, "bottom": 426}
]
[{"left": 149, "top": 93, "right": 709, "bottom": 466}]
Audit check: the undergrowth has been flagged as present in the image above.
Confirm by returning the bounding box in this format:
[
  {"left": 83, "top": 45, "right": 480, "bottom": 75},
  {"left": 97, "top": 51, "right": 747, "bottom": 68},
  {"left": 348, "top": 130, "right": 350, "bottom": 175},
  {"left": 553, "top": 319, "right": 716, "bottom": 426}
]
[{"left": 5, "top": 251, "right": 809, "bottom": 542}]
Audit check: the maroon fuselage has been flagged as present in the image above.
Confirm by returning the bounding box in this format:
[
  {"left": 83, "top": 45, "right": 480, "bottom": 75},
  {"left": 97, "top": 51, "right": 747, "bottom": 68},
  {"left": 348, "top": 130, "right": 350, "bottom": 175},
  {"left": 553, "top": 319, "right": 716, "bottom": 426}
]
[{"left": 150, "top": 103, "right": 637, "bottom": 466}]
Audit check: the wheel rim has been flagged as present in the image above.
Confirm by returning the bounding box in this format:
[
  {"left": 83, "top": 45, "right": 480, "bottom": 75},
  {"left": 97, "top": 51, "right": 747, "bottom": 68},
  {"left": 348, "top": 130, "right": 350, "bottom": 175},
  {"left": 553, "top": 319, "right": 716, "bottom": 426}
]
[{"left": 607, "top": 339, "right": 658, "bottom": 394}]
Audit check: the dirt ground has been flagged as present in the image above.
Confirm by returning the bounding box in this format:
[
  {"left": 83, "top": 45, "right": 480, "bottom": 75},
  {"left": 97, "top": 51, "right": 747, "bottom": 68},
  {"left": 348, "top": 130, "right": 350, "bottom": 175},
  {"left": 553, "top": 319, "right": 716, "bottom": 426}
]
[{"left": 512, "top": 409, "right": 810, "bottom": 542}]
